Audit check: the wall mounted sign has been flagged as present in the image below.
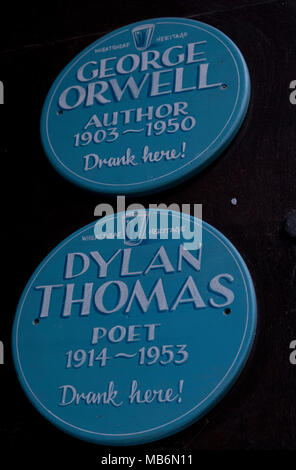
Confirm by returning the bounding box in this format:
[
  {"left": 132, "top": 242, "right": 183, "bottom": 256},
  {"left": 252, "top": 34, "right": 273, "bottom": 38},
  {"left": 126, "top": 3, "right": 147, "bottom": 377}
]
[
  {"left": 40, "top": 17, "right": 251, "bottom": 194},
  {"left": 13, "top": 210, "right": 257, "bottom": 445}
]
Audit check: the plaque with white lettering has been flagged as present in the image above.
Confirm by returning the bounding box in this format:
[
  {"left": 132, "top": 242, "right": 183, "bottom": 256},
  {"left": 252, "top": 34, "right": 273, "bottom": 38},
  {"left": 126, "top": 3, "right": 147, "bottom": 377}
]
[
  {"left": 40, "top": 18, "right": 251, "bottom": 194},
  {"left": 12, "top": 210, "right": 257, "bottom": 445}
]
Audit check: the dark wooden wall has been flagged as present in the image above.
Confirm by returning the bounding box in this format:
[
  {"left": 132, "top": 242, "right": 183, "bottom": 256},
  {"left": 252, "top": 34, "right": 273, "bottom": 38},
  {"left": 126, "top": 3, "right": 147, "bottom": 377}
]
[{"left": 1, "top": 0, "right": 295, "bottom": 464}]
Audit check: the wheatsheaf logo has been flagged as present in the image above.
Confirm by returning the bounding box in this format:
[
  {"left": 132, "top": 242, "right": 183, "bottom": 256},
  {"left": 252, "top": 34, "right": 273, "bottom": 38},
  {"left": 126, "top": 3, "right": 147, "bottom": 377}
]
[{"left": 132, "top": 23, "right": 155, "bottom": 51}]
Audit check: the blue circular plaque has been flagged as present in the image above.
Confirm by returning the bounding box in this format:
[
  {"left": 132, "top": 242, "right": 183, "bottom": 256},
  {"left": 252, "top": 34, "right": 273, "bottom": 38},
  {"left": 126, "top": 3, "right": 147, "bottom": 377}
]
[
  {"left": 13, "top": 210, "right": 256, "bottom": 445},
  {"left": 40, "top": 18, "right": 251, "bottom": 194}
]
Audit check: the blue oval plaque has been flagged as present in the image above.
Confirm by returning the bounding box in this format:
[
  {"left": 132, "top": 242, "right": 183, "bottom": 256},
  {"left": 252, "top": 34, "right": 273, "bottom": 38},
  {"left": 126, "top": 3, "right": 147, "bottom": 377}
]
[
  {"left": 40, "top": 18, "right": 251, "bottom": 194},
  {"left": 12, "top": 210, "right": 256, "bottom": 445}
]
